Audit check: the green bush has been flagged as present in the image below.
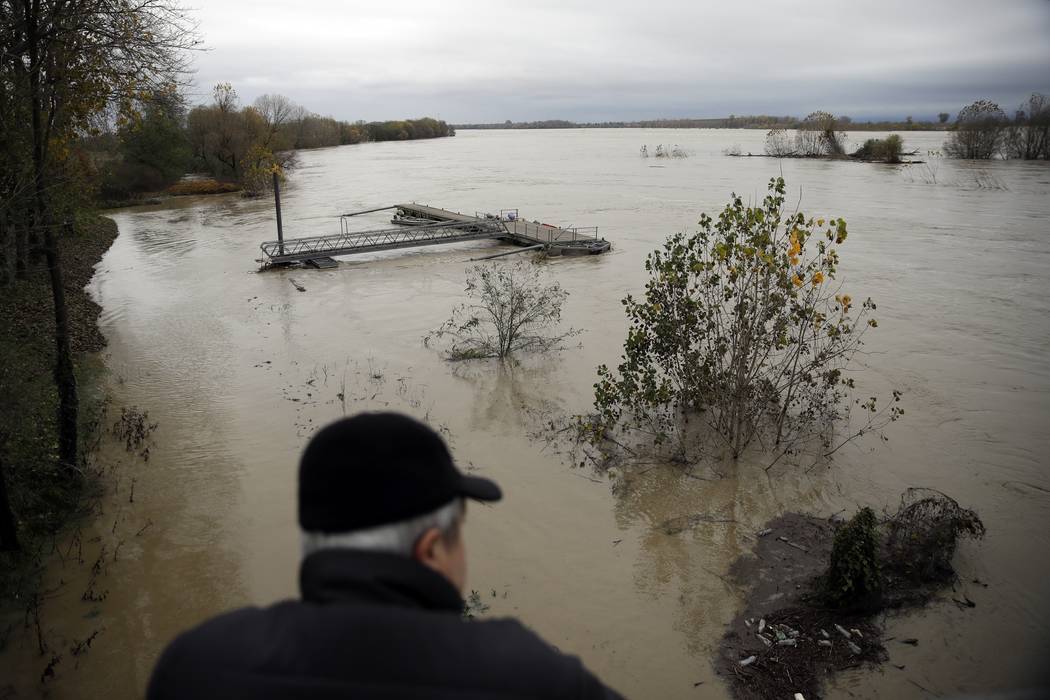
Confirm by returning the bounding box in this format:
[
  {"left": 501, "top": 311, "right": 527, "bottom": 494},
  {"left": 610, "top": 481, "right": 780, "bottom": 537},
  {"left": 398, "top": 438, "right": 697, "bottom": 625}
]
[
  {"left": 854, "top": 134, "right": 903, "bottom": 163},
  {"left": 584, "top": 177, "right": 897, "bottom": 462},
  {"left": 825, "top": 507, "right": 882, "bottom": 608}
]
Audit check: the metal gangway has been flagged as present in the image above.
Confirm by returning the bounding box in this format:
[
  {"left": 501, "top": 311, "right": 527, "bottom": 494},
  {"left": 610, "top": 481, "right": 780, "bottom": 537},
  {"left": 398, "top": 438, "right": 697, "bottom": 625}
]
[
  {"left": 259, "top": 217, "right": 506, "bottom": 266},
  {"left": 258, "top": 202, "right": 610, "bottom": 267}
]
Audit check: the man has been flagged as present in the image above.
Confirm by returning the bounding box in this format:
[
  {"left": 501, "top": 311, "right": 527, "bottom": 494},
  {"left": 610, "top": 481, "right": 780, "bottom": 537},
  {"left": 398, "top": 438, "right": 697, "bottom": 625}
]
[{"left": 148, "top": 411, "right": 623, "bottom": 699}]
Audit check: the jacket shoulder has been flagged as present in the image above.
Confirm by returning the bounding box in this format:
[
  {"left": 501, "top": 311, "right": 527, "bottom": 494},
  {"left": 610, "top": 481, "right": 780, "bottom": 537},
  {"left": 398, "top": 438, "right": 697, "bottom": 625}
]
[
  {"left": 455, "top": 617, "right": 622, "bottom": 699},
  {"left": 148, "top": 603, "right": 623, "bottom": 700}
]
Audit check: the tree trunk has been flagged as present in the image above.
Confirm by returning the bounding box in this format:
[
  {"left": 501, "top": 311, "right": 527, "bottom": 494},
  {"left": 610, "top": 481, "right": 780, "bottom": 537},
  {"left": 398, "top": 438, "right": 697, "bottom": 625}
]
[
  {"left": 46, "top": 224, "right": 79, "bottom": 470},
  {"left": 0, "top": 218, "right": 11, "bottom": 286},
  {"left": 26, "top": 6, "right": 79, "bottom": 471},
  {"left": 16, "top": 221, "right": 29, "bottom": 279},
  {"left": 0, "top": 453, "right": 19, "bottom": 552}
]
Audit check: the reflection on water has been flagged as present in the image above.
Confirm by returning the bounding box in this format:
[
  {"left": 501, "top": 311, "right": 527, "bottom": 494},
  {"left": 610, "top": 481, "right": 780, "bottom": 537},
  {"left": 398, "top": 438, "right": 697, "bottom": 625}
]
[{"left": 2, "top": 129, "right": 1048, "bottom": 698}]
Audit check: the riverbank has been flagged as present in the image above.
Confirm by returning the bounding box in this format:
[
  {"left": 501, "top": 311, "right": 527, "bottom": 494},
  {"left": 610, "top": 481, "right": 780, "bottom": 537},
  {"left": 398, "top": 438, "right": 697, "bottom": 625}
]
[
  {"left": 0, "top": 215, "right": 118, "bottom": 599},
  {"left": 98, "top": 177, "right": 242, "bottom": 210}
]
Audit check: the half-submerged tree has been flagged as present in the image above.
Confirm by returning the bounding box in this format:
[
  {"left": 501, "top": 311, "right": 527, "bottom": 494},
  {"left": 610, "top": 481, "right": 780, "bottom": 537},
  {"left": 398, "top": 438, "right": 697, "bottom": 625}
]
[
  {"left": 944, "top": 100, "right": 1007, "bottom": 159},
  {"left": 764, "top": 128, "right": 795, "bottom": 157},
  {"left": 1004, "top": 93, "right": 1050, "bottom": 160},
  {"left": 795, "top": 111, "right": 846, "bottom": 156},
  {"left": 426, "top": 261, "right": 579, "bottom": 360},
  {"left": 583, "top": 177, "right": 901, "bottom": 463}
]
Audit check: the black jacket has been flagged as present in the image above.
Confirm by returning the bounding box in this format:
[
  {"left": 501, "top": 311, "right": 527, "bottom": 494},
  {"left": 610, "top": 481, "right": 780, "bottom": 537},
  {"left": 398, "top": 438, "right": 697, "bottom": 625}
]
[{"left": 148, "top": 549, "right": 623, "bottom": 699}]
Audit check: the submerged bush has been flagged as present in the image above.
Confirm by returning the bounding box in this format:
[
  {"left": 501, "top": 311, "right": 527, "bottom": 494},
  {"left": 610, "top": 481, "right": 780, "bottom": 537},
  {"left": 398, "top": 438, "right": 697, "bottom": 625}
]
[
  {"left": 795, "top": 111, "right": 846, "bottom": 156},
  {"left": 426, "top": 260, "right": 579, "bottom": 361},
  {"left": 853, "top": 134, "right": 904, "bottom": 163},
  {"left": 764, "top": 128, "right": 795, "bottom": 157},
  {"left": 945, "top": 100, "right": 1007, "bottom": 159},
  {"left": 583, "top": 177, "right": 901, "bottom": 462}
]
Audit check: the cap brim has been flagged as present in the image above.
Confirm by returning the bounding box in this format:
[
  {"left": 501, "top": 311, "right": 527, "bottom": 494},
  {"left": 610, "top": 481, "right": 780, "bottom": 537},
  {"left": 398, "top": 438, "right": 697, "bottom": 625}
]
[{"left": 458, "top": 474, "right": 502, "bottom": 502}]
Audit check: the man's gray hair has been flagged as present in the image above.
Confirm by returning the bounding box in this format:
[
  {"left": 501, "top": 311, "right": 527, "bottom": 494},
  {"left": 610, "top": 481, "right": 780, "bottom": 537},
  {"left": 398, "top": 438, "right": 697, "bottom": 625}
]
[{"left": 301, "top": 498, "right": 464, "bottom": 559}]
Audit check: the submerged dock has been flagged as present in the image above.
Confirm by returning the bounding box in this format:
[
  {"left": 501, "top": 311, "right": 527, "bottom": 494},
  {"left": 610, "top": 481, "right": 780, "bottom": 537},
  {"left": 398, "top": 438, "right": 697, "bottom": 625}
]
[{"left": 259, "top": 203, "right": 610, "bottom": 267}]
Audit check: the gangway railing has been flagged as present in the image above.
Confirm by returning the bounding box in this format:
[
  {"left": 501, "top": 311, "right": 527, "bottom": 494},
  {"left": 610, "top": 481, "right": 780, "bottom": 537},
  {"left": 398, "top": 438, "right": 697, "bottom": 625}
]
[
  {"left": 261, "top": 219, "right": 506, "bottom": 264},
  {"left": 504, "top": 219, "right": 601, "bottom": 245}
]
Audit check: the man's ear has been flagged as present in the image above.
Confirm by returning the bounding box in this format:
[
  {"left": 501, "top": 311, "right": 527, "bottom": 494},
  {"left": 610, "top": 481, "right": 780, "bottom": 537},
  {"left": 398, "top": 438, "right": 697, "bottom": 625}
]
[{"left": 413, "top": 527, "right": 442, "bottom": 566}]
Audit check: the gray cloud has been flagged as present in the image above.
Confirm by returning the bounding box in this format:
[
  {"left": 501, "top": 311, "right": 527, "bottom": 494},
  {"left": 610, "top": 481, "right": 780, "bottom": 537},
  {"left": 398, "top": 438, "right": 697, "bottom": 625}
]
[{"left": 187, "top": 0, "right": 1050, "bottom": 122}]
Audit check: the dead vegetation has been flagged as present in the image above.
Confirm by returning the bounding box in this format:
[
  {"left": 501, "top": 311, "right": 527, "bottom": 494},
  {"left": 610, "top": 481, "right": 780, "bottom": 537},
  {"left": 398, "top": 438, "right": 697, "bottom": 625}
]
[{"left": 883, "top": 488, "right": 986, "bottom": 590}]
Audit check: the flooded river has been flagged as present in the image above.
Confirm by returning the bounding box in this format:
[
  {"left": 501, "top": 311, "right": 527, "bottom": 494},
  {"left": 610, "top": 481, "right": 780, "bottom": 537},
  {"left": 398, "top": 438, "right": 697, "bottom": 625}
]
[{"left": 3, "top": 129, "right": 1049, "bottom": 698}]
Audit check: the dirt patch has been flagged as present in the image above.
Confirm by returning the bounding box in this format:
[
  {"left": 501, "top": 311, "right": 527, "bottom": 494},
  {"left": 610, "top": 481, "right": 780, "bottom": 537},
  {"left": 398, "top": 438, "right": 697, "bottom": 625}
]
[
  {"left": 718, "top": 497, "right": 986, "bottom": 699},
  {"left": 719, "top": 514, "right": 887, "bottom": 699}
]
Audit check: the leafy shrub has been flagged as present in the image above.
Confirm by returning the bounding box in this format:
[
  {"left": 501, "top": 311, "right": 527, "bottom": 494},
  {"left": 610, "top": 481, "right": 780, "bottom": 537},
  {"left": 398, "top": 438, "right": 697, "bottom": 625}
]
[
  {"left": 584, "top": 177, "right": 900, "bottom": 461},
  {"left": 853, "top": 134, "right": 904, "bottom": 163},
  {"left": 825, "top": 507, "right": 882, "bottom": 608}
]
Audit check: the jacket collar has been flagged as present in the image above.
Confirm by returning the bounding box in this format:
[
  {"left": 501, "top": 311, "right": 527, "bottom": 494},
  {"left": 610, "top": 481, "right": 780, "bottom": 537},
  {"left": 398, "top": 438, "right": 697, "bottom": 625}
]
[{"left": 299, "top": 549, "right": 464, "bottom": 613}]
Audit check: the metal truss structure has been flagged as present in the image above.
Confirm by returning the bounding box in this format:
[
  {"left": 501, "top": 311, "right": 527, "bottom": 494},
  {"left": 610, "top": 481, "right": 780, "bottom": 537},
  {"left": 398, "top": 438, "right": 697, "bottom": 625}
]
[{"left": 260, "top": 219, "right": 507, "bottom": 265}]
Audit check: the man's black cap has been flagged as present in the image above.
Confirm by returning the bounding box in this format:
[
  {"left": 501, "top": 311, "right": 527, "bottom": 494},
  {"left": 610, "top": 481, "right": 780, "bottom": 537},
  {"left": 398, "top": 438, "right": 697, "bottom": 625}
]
[{"left": 298, "top": 412, "right": 502, "bottom": 533}]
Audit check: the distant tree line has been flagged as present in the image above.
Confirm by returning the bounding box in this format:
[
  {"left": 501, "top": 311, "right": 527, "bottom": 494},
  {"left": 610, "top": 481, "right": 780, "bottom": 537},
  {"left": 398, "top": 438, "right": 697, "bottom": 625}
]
[
  {"left": 456, "top": 115, "right": 953, "bottom": 131},
  {"left": 93, "top": 83, "right": 455, "bottom": 199},
  {"left": 458, "top": 116, "right": 797, "bottom": 130},
  {"left": 759, "top": 94, "right": 1049, "bottom": 161}
]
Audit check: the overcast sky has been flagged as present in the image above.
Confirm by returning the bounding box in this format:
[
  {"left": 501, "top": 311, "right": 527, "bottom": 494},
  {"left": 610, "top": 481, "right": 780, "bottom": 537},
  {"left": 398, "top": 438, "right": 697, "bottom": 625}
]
[{"left": 187, "top": 0, "right": 1050, "bottom": 123}]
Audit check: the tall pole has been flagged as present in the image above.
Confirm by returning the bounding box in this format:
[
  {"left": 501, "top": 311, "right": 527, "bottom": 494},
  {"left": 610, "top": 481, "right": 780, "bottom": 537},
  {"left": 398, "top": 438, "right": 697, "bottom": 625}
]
[{"left": 273, "top": 170, "right": 285, "bottom": 256}]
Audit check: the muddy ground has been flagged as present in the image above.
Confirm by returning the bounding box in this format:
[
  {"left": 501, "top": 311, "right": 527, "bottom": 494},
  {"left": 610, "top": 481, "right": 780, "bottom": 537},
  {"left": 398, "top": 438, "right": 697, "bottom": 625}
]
[{"left": 718, "top": 514, "right": 887, "bottom": 699}]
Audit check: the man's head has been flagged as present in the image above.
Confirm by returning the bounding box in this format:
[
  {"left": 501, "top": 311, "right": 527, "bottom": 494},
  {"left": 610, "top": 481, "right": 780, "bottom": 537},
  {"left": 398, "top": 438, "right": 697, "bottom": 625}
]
[{"left": 298, "top": 412, "right": 501, "bottom": 593}]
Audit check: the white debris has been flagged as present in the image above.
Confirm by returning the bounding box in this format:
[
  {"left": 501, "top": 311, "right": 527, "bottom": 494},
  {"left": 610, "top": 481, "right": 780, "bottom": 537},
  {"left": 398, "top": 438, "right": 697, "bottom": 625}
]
[
  {"left": 820, "top": 629, "right": 830, "bottom": 639},
  {"left": 848, "top": 641, "right": 862, "bottom": 655},
  {"left": 851, "top": 628, "right": 863, "bottom": 639},
  {"left": 835, "top": 624, "right": 852, "bottom": 639},
  {"left": 794, "top": 694, "right": 806, "bottom": 700},
  {"left": 818, "top": 639, "right": 832, "bottom": 647},
  {"left": 778, "top": 638, "right": 797, "bottom": 647},
  {"left": 758, "top": 634, "right": 772, "bottom": 647},
  {"left": 758, "top": 619, "right": 766, "bottom": 634},
  {"left": 757, "top": 528, "right": 773, "bottom": 537},
  {"left": 739, "top": 655, "right": 757, "bottom": 667}
]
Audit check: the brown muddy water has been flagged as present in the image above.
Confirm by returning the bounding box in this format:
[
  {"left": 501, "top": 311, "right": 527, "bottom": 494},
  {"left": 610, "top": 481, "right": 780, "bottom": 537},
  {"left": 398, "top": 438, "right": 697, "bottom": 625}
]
[{"left": 2, "top": 129, "right": 1049, "bottom": 698}]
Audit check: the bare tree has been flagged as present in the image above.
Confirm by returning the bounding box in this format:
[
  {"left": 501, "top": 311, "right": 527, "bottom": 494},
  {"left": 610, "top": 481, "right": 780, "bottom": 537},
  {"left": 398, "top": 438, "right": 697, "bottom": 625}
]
[
  {"left": 764, "top": 128, "right": 795, "bottom": 157},
  {"left": 1004, "top": 93, "right": 1049, "bottom": 160},
  {"left": 944, "top": 100, "right": 1006, "bottom": 159},
  {"left": 426, "top": 261, "right": 579, "bottom": 360},
  {"left": 795, "top": 111, "right": 845, "bottom": 156},
  {"left": 254, "top": 93, "right": 298, "bottom": 145}
]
